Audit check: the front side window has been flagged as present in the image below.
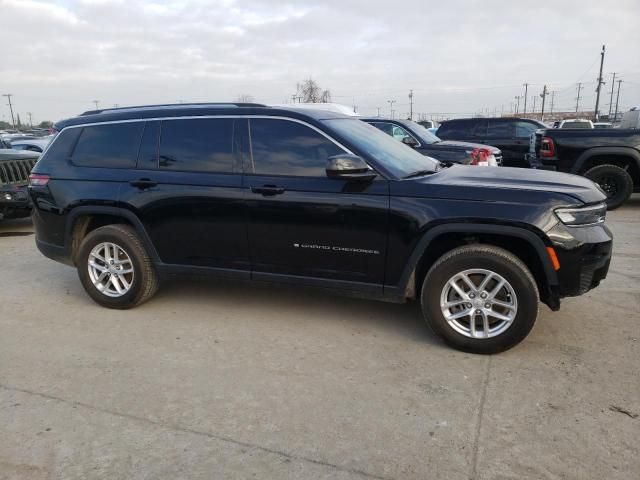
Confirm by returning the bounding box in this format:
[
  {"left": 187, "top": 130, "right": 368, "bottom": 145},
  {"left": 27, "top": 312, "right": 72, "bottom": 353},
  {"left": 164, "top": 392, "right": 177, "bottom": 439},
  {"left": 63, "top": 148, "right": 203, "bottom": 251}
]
[
  {"left": 72, "top": 122, "right": 144, "bottom": 168},
  {"left": 515, "top": 121, "right": 539, "bottom": 138},
  {"left": 248, "top": 118, "right": 345, "bottom": 177},
  {"left": 159, "top": 118, "right": 235, "bottom": 173},
  {"left": 486, "top": 121, "right": 514, "bottom": 138},
  {"left": 370, "top": 122, "right": 416, "bottom": 143}
]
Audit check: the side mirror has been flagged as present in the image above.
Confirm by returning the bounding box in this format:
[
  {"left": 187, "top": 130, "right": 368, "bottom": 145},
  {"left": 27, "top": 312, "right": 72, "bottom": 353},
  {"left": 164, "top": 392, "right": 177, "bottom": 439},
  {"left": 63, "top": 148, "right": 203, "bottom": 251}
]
[
  {"left": 326, "top": 154, "right": 377, "bottom": 182},
  {"left": 402, "top": 136, "right": 419, "bottom": 147}
]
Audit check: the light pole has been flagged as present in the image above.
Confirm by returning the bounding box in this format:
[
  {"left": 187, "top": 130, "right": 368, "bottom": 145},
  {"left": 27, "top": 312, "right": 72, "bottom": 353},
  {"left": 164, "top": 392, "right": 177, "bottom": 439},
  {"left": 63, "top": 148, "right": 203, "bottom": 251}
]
[
  {"left": 387, "top": 100, "right": 396, "bottom": 119},
  {"left": 514, "top": 96, "right": 521, "bottom": 115},
  {"left": 2, "top": 94, "right": 15, "bottom": 128}
]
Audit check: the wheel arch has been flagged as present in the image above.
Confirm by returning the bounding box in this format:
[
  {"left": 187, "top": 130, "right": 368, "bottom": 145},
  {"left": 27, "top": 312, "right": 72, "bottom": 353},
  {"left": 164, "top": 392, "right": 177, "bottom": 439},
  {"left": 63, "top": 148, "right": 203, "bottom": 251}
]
[
  {"left": 65, "top": 206, "right": 160, "bottom": 265},
  {"left": 393, "top": 223, "right": 559, "bottom": 309},
  {"left": 573, "top": 147, "right": 640, "bottom": 184}
]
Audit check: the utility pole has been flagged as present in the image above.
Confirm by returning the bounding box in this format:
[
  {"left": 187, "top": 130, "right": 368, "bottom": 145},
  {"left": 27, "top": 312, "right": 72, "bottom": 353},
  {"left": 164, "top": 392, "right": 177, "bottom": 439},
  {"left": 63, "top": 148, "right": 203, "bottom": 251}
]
[
  {"left": 387, "top": 99, "right": 396, "bottom": 119},
  {"left": 593, "top": 44, "right": 606, "bottom": 121},
  {"left": 540, "top": 85, "right": 548, "bottom": 121},
  {"left": 531, "top": 95, "right": 537, "bottom": 114},
  {"left": 93, "top": 100, "right": 100, "bottom": 110},
  {"left": 550, "top": 91, "right": 556, "bottom": 115},
  {"left": 608, "top": 72, "right": 617, "bottom": 118},
  {"left": 376, "top": 107, "right": 381, "bottom": 117},
  {"left": 575, "top": 83, "right": 583, "bottom": 113},
  {"left": 523, "top": 83, "right": 530, "bottom": 114},
  {"left": 613, "top": 79, "right": 622, "bottom": 124},
  {"left": 408, "top": 89, "right": 414, "bottom": 120},
  {"left": 27, "top": 112, "right": 33, "bottom": 127},
  {"left": 514, "top": 96, "right": 521, "bottom": 114},
  {"left": 2, "top": 94, "right": 15, "bottom": 128}
]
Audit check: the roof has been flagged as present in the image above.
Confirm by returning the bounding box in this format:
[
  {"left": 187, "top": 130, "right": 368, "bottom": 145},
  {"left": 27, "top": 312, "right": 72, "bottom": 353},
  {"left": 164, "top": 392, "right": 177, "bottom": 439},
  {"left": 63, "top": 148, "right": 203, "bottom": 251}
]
[{"left": 55, "top": 102, "right": 354, "bottom": 130}]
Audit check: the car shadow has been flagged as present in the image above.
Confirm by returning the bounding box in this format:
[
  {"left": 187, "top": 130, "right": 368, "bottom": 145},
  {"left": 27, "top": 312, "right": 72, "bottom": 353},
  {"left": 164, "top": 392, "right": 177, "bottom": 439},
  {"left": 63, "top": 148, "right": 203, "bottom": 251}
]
[{"left": 153, "top": 275, "right": 442, "bottom": 347}]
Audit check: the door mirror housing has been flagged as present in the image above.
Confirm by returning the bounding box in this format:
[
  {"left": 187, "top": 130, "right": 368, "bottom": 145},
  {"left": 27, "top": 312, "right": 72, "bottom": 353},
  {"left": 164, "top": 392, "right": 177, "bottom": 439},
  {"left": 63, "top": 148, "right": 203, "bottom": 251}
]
[
  {"left": 326, "top": 154, "right": 377, "bottom": 182},
  {"left": 402, "top": 136, "right": 419, "bottom": 147}
]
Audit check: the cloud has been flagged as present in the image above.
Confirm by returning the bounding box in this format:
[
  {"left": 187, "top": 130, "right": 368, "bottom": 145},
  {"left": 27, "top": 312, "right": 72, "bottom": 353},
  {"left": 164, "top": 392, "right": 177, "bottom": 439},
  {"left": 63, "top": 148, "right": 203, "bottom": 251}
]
[{"left": 0, "top": 0, "right": 639, "bottom": 123}]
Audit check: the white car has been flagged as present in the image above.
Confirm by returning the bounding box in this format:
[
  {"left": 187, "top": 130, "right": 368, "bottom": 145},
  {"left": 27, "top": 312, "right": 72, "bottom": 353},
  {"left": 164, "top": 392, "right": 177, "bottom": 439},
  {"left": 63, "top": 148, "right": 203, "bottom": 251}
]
[{"left": 557, "top": 119, "right": 594, "bottom": 129}]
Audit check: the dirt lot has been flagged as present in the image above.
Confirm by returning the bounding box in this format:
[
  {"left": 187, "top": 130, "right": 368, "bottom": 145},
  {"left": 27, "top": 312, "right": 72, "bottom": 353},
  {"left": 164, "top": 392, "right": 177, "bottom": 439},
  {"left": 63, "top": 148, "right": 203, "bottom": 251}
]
[{"left": 1, "top": 196, "right": 638, "bottom": 480}]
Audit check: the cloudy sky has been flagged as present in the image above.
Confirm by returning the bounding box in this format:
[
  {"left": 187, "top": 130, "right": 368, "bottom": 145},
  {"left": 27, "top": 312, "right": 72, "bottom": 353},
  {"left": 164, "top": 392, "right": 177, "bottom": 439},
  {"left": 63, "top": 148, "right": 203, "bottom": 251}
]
[{"left": 2, "top": 0, "right": 639, "bottom": 124}]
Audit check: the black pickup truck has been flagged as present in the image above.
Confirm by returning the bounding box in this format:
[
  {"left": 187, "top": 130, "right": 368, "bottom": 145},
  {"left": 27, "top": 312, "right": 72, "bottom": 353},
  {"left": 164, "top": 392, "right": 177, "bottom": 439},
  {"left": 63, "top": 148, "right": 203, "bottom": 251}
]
[{"left": 528, "top": 128, "right": 640, "bottom": 209}]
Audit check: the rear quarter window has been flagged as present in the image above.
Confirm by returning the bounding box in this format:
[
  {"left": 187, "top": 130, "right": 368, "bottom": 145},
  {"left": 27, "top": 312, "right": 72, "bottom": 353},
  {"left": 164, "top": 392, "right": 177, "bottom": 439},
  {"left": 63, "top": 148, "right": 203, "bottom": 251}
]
[
  {"left": 41, "top": 128, "right": 82, "bottom": 161},
  {"left": 438, "top": 120, "right": 478, "bottom": 138},
  {"left": 71, "top": 122, "right": 144, "bottom": 168}
]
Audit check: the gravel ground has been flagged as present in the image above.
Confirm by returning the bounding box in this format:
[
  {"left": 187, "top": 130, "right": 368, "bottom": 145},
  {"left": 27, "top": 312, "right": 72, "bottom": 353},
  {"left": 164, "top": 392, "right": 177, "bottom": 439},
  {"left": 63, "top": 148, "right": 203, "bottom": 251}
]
[{"left": 1, "top": 195, "right": 638, "bottom": 480}]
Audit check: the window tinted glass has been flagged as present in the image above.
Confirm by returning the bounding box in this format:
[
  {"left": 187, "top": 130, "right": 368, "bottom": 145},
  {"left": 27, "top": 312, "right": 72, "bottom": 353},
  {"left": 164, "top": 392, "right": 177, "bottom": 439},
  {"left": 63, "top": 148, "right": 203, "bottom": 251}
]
[
  {"left": 369, "top": 122, "right": 394, "bottom": 136},
  {"left": 323, "top": 119, "right": 439, "bottom": 178},
  {"left": 137, "top": 121, "right": 160, "bottom": 169},
  {"left": 72, "top": 122, "right": 143, "bottom": 168},
  {"left": 42, "top": 128, "right": 81, "bottom": 161},
  {"left": 248, "top": 119, "right": 344, "bottom": 176},
  {"left": 369, "top": 122, "right": 415, "bottom": 142},
  {"left": 515, "top": 121, "right": 538, "bottom": 138},
  {"left": 486, "top": 121, "right": 514, "bottom": 138},
  {"left": 159, "top": 118, "right": 235, "bottom": 173},
  {"left": 438, "top": 120, "right": 477, "bottom": 138}
]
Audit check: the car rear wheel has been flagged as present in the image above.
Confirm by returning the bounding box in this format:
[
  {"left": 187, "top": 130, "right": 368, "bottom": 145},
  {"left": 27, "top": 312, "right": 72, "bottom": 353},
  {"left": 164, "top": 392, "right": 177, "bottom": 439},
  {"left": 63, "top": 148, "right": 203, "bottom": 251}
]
[
  {"left": 584, "top": 164, "right": 633, "bottom": 210},
  {"left": 421, "top": 245, "right": 539, "bottom": 354},
  {"left": 77, "top": 224, "right": 159, "bottom": 309}
]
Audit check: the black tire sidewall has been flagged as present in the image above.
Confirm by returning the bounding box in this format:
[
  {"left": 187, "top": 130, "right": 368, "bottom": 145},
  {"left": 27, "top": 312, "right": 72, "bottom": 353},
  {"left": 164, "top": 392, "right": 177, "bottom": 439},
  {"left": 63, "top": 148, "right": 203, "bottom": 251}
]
[
  {"left": 585, "top": 164, "right": 633, "bottom": 210},
  {"left": 77, "top": 227, "right": 147, "bottom": 309},
  {"left": 422, "top": 252, "right": 538, "bottom": 354}
]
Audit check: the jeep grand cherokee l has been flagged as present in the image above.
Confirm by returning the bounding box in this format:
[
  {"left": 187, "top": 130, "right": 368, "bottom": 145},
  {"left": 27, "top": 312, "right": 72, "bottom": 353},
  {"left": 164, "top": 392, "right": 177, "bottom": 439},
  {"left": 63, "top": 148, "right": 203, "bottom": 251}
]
[{"left": 29, "top": 103, "right": 612, "bottom": 353}]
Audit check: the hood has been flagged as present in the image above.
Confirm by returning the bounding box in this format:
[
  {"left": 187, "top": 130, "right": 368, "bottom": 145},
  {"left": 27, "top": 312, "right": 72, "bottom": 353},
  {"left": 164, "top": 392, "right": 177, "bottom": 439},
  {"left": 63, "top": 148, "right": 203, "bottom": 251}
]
[
  {"left": 394, "top": 165, "right": 606, "bottom": 205},
  {"left": 434, "top": 140, "right": 501, "bottom": 154}
]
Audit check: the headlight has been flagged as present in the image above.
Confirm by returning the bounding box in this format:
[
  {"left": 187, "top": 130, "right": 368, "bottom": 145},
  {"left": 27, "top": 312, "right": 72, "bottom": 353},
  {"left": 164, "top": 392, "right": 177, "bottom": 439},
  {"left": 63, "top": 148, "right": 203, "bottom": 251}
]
[{"left": 555, "top": 203, "right": 606, "bottom": 226}]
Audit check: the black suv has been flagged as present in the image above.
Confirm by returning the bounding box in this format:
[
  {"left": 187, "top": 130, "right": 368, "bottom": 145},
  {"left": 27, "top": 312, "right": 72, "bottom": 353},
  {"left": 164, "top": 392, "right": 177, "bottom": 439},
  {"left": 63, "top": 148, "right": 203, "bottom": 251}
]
[
  {"left": 361, "top": 118, "right": 503, "bottom": 166},
  {"left": 30, "top": 103, "right": 612, "bottom": 353},
  {"left": 437, "top": 117, "right": 546, "bottom": 168}
]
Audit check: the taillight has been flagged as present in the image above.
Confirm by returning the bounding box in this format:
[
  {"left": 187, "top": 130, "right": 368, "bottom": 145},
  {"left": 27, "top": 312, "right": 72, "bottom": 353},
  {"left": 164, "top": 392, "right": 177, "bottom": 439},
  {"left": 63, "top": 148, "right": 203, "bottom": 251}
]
[
  {"left": 540, "top": 136, "right": 555, "bottom": 158},
  {"left": 29, "top": 173, "right": 50, "bottom": 186},
  {"left": 469, "top": 148, "right": 492, "bottom": 166}
]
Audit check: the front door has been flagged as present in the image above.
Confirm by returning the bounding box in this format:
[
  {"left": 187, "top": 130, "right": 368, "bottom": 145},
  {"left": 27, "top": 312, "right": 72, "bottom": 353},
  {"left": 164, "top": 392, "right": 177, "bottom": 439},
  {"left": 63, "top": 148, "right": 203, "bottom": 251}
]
[{"left": 243, "top": 117, "right": 389, "bottom": 289}]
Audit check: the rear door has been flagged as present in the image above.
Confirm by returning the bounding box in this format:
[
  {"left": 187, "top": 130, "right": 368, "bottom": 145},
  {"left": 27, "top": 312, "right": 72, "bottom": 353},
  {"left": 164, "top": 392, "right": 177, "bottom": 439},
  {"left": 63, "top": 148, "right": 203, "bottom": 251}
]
[
  {"left": 243, "top": 117, "right": 389, "bottom": 290},
  {"left": 120, "top": 117, "right": 249, "bottom": 274}
]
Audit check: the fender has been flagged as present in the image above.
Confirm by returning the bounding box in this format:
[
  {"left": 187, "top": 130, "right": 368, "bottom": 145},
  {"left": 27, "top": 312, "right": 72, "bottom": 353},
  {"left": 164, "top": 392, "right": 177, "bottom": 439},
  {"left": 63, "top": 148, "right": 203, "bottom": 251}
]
[
  {"left": 64, "top": 205, "right": 161, "bottom": 263},
  {"left": 572, "top": 146, "right": 640, "bottom": 174},
  {"left": 386, "top": 223, "right": 559, "bottom": 300}
]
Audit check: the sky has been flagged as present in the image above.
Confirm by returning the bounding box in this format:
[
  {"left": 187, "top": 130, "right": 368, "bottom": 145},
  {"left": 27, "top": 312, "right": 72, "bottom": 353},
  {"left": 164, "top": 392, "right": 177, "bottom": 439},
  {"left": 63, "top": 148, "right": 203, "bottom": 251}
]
[{"left": 1, "top": 0, "right": 640, "bottom": 125}]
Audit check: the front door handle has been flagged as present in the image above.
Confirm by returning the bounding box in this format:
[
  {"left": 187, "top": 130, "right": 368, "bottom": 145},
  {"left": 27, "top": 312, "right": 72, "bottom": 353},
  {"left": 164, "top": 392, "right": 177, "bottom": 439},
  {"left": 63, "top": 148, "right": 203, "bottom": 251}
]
[
  {"left": 250, "top": 185, "right": 285, "bottom": 196},
  {"left": 130, "top": 178, "right": 157, "bottom": 189}
]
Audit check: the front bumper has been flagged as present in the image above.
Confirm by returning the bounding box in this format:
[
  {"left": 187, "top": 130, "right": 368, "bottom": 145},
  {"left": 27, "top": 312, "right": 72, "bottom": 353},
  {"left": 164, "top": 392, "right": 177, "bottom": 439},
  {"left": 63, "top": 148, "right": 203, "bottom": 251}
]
[
  {"left": 547, "top": 222, "right": 613, "bottom": 298},
  {"left": 0, "top": 184, "right": 32, "bottom": 219}
]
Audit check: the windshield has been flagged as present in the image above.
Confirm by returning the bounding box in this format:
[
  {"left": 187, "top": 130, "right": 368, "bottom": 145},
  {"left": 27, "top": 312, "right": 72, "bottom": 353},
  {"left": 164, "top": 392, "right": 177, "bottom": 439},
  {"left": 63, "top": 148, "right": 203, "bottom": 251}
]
[
  {"left": 405, "top": 121, "right": 441, "bottom": 144},
  {"left": 323, "top": 118, "right": 440, "bottom": 178}
]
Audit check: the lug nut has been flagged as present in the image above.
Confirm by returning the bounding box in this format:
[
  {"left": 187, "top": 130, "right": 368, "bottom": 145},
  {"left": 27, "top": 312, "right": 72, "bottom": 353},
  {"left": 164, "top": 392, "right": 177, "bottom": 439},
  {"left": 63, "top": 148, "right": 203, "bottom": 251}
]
[
  {"left": 469, "top": 293, "right": 476, "bottom": 299},
  {"left": 485, "top": 303, "right": 491, "bottom": 309},
  {"left": 481, "top": 292, "right": 487, "bottom": 299},
  {"left": 475, "top": 309, "right": 482, "bottom": 314}
]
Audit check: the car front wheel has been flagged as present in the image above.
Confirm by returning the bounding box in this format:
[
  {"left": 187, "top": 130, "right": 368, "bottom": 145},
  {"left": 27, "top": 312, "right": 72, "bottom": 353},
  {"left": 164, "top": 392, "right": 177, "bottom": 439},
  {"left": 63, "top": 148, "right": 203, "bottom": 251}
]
[{"left": 421, "top": 245, "right": 539, "bottom": 354}]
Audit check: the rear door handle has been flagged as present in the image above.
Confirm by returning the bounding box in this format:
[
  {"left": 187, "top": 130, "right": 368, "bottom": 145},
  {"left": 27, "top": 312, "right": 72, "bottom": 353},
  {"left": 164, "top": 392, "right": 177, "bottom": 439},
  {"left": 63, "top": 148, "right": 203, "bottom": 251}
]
[
  {"left": 250, "top": 185, "right": 285, "bottom": 196},
  {"left": 130, "top": 178, "right": 157, "bottom": 189}
]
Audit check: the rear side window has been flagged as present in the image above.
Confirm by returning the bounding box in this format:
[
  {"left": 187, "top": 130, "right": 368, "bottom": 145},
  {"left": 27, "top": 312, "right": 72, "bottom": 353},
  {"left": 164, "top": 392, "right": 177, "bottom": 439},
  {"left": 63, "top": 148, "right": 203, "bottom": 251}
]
[
  {"left": 159, "top": 118, "right": 236, "bottom": 173},
  {"left": 72, "top": 122, "right": 144, "bottom": 168},
  {"left": 515, "top": 121, "right": 538, "bottom": 138},
  {"left": 42, "top": 128, "right": 81, "bottom": 160},
  {"left": 248, "top": 118, "right": 344, "bottom": 177},
  {"left": 486, "top": 121, "right": 514, "bottom": 138}
]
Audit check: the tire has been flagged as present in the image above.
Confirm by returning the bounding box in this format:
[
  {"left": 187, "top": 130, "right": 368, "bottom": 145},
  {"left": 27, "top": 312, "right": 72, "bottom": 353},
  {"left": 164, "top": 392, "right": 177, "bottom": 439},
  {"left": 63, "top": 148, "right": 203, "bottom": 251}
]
[
  {"left": 421, "top": 245, "right": 539, "bottom": 354},
  {"left": 76, "top": 224, "right": 159, "bottom": 309},
  {"left": 584, "top": 164, "right": 633, "bottom": 210}
]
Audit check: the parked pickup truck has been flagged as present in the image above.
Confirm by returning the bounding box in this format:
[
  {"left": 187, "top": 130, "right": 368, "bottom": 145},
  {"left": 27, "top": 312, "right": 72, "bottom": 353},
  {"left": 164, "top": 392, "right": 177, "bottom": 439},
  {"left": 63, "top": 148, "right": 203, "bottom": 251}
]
[
  {"left": 527, "top": 128, "right": 640, "bottom": 209},
  {"left": 0, "top": 149, "right": 38, "bottom": 221}
]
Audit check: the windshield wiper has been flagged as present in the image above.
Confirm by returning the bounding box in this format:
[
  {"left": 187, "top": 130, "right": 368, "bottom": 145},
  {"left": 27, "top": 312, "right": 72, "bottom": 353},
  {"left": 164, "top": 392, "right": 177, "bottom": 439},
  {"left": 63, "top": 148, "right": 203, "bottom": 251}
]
[{"left": 402, "top": 169, "right": 435, "bottom": 179}]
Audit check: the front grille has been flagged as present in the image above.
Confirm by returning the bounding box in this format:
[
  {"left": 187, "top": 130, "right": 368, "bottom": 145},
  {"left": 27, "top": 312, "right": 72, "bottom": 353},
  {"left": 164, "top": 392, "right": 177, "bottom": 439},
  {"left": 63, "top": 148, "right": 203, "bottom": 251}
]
[{"left": 0, "top": 159, "right": 37, "bottom": 186}]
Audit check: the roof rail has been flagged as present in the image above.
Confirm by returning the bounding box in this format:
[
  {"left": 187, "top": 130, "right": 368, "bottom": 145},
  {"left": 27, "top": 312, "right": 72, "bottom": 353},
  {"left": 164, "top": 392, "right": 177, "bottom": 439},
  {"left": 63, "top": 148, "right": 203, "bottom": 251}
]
[{"left": 79, "top": 102, "right": 267, "bottom": 116}]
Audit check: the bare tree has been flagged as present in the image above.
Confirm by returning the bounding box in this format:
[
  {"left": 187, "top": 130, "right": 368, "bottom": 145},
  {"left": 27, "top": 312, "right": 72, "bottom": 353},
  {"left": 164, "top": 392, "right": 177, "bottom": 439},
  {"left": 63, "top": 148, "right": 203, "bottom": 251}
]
[
  {"left": 236, "top": 94, "right": 255, "bottom": 103},
  {"left": 296, "top": 79, "right": 331, "bottom": 103}
]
